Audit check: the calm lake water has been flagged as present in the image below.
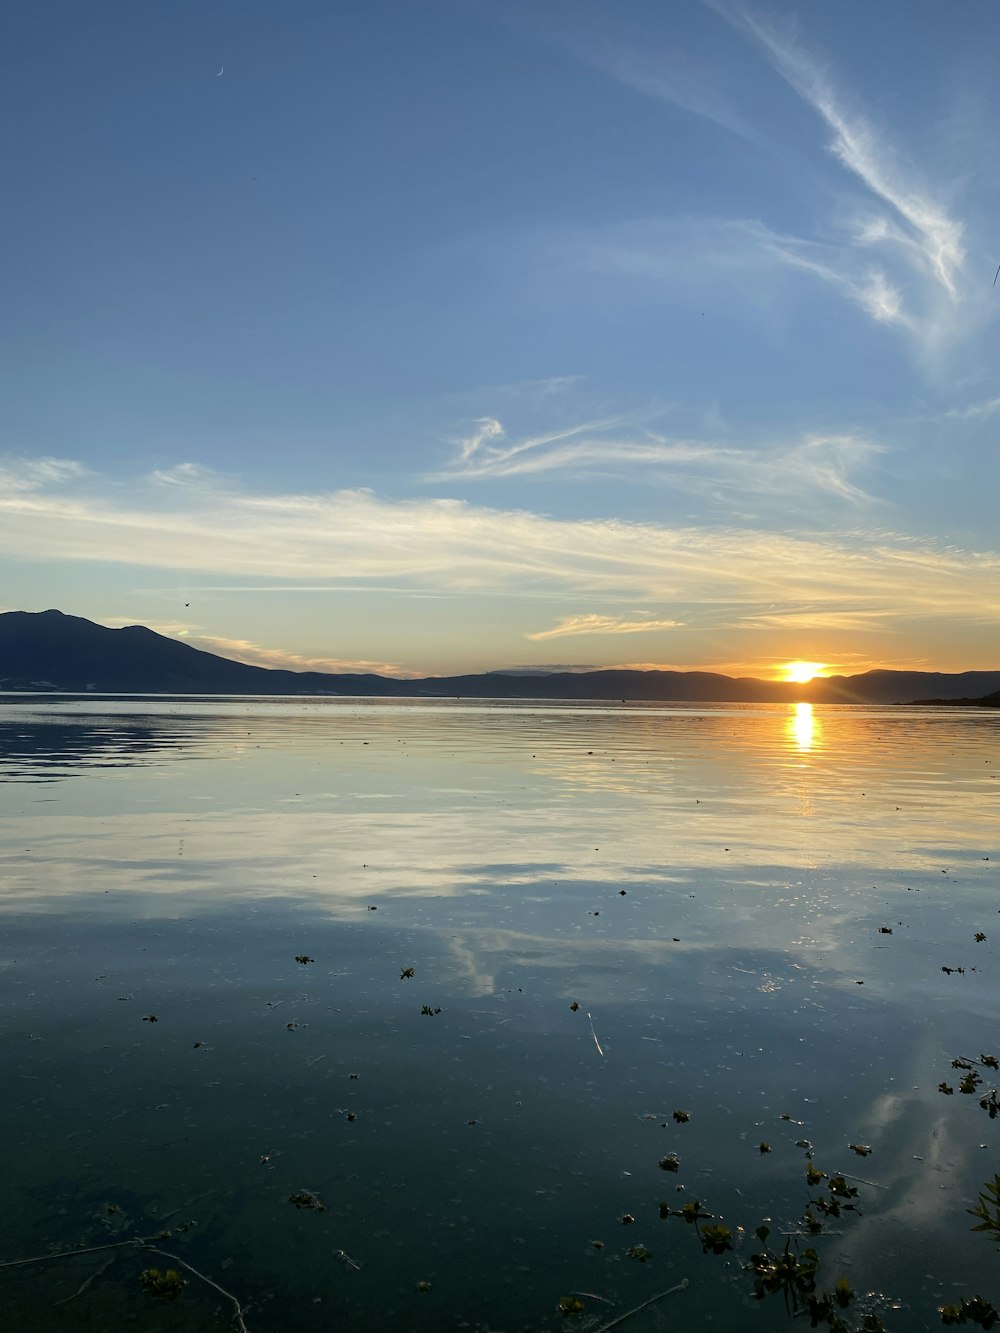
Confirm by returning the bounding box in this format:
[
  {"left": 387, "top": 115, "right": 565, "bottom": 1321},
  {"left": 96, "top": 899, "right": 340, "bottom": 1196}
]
[{"left": 0, "top": 696, "right": 998, "bottom": 1332}]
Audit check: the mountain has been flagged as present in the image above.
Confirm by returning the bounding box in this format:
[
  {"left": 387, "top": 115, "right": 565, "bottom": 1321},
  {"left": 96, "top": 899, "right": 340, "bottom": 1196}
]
[
  {"left": 0, "top": 610, "right": 403, "bottom": 696},
  {"left": 909, "top": 689, "right": 1000, "bottom": 707},
  {"left": 2, "top": 610, "right": 999, "bottom": 703}
]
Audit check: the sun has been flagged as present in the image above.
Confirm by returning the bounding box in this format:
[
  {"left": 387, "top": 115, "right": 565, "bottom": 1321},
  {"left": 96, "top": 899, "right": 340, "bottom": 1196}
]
[{"left": 782, "top": 660, "right": 827, "bottom": 685}]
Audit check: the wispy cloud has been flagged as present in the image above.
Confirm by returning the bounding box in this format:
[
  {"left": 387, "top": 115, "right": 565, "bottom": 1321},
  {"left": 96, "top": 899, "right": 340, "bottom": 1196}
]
[
  {"left": 97, "top": 614, "right": 414, "bottom": 676},
  {"left": 725, "top": 3, "right": 965, "bottom": 297},
  {"left": 571, "top": 34, "right": 756, "bottom": 144},
  {"left": 2, "top": 459, "right": 999, "bottom": 636},
  {"left": 445, "top": 413, "right": 882, "bottom": 505},
  {"left": 728, "top": 608, "right": 899, "bottom": 633},
  {"left": 186, "top": 635, "right": 414, "bottom": 678},
  {"left": 551, "top": 3, "right": 974, "bottom": 358},
  {"left": 527, "top": 614, "right": 685, "bottom": 641},
  {"left": 942, "top": 395, "right": 1000, "bottom": 421},
  {"left": 0, "top": 456, "right": 86, "bottom": 494},
  {"left": 703, "top": 1, "right": 973, "bottom": 356}
]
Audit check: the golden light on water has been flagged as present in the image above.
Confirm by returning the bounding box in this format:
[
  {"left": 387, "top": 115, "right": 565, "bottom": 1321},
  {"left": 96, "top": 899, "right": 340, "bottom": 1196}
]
[
  {"left": 790, "top": 701, "right": 816, "bottom": 751},
  {"left": 782, "top": 660, "right": 827, "bottom": 684}
]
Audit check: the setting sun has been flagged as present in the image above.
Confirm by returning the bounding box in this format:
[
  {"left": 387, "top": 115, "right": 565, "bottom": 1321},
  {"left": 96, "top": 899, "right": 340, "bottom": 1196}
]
[{"left": 781, "top": 660, "right": 828, "bottom": 684}]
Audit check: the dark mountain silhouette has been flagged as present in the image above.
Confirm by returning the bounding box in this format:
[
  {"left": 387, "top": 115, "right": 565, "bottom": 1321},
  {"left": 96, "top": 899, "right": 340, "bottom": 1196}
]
[
  {"left": 1, "top": 610, "right": 999, "bottom": 703},
  {"left": 909, "top": 689, "right": 1000, "bottom": 708},
  {"left": 0, "top": 610, "right": 401, "bottom": 696}
]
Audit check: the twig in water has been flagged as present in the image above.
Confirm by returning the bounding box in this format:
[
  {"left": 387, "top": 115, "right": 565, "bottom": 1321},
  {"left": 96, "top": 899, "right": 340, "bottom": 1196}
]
[
  {"left": 53, "top": 1254, "right": 116, "bottom": 1305},
  {"left": 837, "top": 1170, "right": 887, "bottom": 1190},
  {"left": 142, "top": 1245, "right": 250, "bottom": 1333},
  {"left": 334, "top": 1248, "right": 362, "bottom": 1271},
  {"left": 587, "top": 1011, "right": 605, "bottom": 1058},
  {"left": 0, "top": 1236, "right": 161, "bottom": 1271},
  {"left": 591, "top": 1278, "right": 689, "bottom": 1331}
]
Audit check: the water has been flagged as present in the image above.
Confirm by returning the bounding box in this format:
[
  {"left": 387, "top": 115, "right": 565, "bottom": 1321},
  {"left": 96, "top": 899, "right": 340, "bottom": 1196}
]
[{"left": 0, "top": 696, "right": 997, "bottom": 1331}]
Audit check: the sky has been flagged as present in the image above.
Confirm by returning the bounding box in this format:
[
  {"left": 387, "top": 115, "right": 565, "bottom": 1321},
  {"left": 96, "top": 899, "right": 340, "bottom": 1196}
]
[{"left": 2, "top": 0, "right": 999, "bottom": 680}]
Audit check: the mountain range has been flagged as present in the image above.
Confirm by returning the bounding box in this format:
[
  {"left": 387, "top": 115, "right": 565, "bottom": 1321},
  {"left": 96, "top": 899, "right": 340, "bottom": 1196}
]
[{"left": 1, "top": 609, "right": 999, "bottom": 704}]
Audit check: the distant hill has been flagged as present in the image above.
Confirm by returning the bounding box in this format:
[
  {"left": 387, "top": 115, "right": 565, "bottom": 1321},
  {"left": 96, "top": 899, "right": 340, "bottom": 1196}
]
[
  {"left": 909, "top": 689, "right": 1000, "bottom": 708},
  {"left": 2, "top": 609, "right": 999, "bottom": 704},
  {"left": 0, "top": 610, "right": 402, "bottom": 696}
]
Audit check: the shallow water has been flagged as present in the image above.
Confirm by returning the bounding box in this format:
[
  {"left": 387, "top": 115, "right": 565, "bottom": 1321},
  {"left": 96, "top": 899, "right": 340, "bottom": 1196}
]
[{"left": 0, "top": 696, "right": 998, "bottom": 1331}]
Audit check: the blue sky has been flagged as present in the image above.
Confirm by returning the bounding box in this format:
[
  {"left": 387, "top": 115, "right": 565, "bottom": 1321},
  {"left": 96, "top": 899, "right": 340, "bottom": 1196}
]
[{"left": 2, "top": 0, "right": 999, "bottom": 678}]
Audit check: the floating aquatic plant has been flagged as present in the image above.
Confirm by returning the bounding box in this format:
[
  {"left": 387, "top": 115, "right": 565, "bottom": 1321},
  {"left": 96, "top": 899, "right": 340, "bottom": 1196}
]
[
  {"left": 140, "top": 1267, "right": 185, "bottom": 1299},
  {"left": 939, "top": 1295, "right": 999, "bottom": 1327},
  {"left": 288, "top": 1190, "right": 325, "bottom": 1211}
]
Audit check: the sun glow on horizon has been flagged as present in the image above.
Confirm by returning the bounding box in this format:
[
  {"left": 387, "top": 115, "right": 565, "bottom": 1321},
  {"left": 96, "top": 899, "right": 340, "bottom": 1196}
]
[{"left": 781, "top": 660, "right": 828, "bottom": 684}]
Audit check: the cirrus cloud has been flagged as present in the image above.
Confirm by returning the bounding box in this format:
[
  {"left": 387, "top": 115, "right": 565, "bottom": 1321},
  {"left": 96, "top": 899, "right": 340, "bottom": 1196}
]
[{"left": 527, "top": 614, "right": 686, "bottom": 641}]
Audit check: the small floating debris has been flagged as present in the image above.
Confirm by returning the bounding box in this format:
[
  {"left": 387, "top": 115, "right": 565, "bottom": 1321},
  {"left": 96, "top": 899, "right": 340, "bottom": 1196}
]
[
  {"left": 672, "top": 1110, "right": 690, "bottom": 1124},
  {"left": 142, "top": 1015, "right": 159, "bottom": 1023},
  {"left": 658, "top": 1154, "right": 680, "bottom": 1172},
  {"left": 400, "top": 967, "right": 415, "bottom": 980},
  {"left": 295, "top": 955, "right": 314, "bottom": 965},
  {"left": 288, "top": 1190, "right": 325, "bottom": 1211},
  {"left": 420, "top": 1006, "right": 442, "bottom": 1016}
]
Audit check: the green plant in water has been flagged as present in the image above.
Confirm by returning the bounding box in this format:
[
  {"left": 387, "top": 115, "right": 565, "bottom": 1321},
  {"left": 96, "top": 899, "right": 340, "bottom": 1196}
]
[
  {"left": 970, "top": 1176, "right": 1000, "bottom": 1242},
  {"left": 288, "top": 1190, "right": 325, "bottom": 1211},
  {"left": 748, "top": 1229, "right": 821, "bottom": 1314},
  {"left": 939, "top": 1295, "right": 1000, "bottom": 1327},
  {"left": 626, "top": 1243, "right": 653, "bottom": 1262},
  {"left": 942, "top": 1056, "right": 1000, "bottom": 1118},
  {"left": 140, "top": 1267, "right": 186, "bottom": 1300},
  {"left": 699, "top": 1223, "right": 733, "bottom": 1255}
]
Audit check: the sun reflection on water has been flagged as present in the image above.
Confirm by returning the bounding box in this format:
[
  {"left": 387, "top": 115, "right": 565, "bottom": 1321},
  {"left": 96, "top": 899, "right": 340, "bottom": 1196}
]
[{"left": 789, "top": 701, "right": 818, "bottom": 751}]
